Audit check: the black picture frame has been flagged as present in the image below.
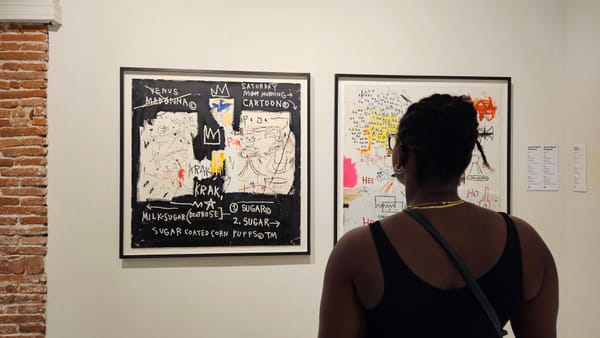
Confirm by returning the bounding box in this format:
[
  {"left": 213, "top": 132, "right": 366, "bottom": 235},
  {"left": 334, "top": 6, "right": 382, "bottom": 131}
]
[
  {"left": 334, "top": 74, "right": 511, "bottom": 242},
  {"left": 120, "top": 67, "right": 310, "bottom": 257}
]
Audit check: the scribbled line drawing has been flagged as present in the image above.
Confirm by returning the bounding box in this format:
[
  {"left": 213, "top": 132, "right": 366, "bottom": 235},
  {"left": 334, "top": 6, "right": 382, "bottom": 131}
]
[
  {"left": 227, "top": 111, "right": 295, "bottom": 195},
  {"left": 466, "top": 154, "right": 489, "bottom": 182},
  {"left": 211, "top": 83, "right": 230, "bottom": 97},
  {"left": 374, "top": 195, "right": 404, "bottom": 213},
  {"left": 138, "top": 112, "right": 199, "bottom": 201},
  {"left": 478, "top": 126, "right": 494, "bottom": 141}
]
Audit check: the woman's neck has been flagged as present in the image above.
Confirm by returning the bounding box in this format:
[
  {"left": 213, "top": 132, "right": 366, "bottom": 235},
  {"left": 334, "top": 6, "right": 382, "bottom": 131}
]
[{"left": 404, "top": 181, "right": 461, "bottom": 206}]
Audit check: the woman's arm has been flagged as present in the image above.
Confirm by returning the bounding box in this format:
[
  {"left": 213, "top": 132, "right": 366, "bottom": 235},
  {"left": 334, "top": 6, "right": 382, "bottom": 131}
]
[
  {"left": 510, "top": 218, "right": 559, "bottom": 338},
  {"left": 318, "top": 231, "right": 365, "bottom": 338}
]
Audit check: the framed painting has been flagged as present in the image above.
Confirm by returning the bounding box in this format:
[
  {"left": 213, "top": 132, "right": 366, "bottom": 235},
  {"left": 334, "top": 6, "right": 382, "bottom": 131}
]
[
  {"left": 334, "top": 74, "right": 511, "bottom": 242},
  {"left": 120, "top": 67, "right": 310, "bottom": 257}
]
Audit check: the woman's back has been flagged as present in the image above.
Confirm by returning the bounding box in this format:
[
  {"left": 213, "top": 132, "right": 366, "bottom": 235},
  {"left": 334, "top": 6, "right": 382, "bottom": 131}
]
[
  {"left": 359, "top": 205, "right": 523, "bottom": 337},
  {"left": 319, "top": 204, "right": 558, "bottom": 338}
]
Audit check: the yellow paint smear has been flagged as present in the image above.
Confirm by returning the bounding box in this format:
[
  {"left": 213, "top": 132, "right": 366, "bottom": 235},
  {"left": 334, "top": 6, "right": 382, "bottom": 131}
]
[{"left": 210, "top": 150, "right": 225, "bottom": 174}]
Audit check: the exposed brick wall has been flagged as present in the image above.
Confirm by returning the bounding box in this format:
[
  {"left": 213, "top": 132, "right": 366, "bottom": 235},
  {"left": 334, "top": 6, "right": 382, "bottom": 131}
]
[{"left": 0, "top": 24, "right": 48, "bottom": 338}]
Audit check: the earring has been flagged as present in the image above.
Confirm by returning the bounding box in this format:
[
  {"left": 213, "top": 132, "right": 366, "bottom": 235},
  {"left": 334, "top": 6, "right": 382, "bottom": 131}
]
[{"left": 393, "top": 164, "right": 404, "bottom": 177}]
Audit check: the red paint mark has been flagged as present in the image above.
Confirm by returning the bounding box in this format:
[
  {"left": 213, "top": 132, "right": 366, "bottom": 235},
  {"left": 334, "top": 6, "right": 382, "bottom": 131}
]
[
  {"left": 227, "top": 136, "right": 241, "bottom": 147},
  {"left": 176, "top": 159, "right": 184, "bottom": 187},
  {"left": 470, "top": 96, "right": 497, "bottom": 122},
  {"left": 343, "top": 157, "right": 358, "bottom": 188},
  {"left": 383, "top": 181, "right": 394, "bottom": 193},
  {"left": 479, "top": 186, "right": 491, "bottom": 209}
]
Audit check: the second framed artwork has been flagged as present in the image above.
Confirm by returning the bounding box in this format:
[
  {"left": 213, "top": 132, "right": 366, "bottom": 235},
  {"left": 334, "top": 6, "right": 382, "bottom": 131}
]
[
  {"left": 334, "top": 74, "right": 511, "bottom": 242},
  {"left": 120, "top": 67, "right": 310, "bottom": 257}
]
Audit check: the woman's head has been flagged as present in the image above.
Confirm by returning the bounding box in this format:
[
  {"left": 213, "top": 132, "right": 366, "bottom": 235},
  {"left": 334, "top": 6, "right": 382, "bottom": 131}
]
[{"left": 394, "top": 94, "right": 488, "bottom": 184}]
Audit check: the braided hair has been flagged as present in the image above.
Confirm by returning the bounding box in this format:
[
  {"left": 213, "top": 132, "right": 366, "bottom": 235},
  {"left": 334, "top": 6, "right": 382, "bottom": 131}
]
[{"left": 397, "top": 94, "right": 489, "bottom": 183}]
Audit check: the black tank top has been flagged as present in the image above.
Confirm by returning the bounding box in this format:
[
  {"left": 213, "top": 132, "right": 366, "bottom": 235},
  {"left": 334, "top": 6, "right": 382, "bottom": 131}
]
[{"left": 363, "top": 213, "right": 523, "bottom": 338}]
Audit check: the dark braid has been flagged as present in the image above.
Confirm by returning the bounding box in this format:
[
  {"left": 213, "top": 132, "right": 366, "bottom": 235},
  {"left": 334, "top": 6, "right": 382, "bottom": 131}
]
[{"left": 397, "top": 94, "right": 489, "bottom": 183}]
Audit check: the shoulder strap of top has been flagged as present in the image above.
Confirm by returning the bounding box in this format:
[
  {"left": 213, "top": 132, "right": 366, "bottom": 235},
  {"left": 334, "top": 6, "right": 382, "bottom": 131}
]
[
  {"left": 368, "top": 221, "right": 400, "bottom": 278},
  {"left": 498, "top": 212, "right": 524, "bottom": 301}
]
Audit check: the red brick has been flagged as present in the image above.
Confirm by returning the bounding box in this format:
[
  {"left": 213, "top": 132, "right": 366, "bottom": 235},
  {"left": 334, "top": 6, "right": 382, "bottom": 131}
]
[
  {"left": 0, "top": 119, "right": 19, "bottom": 127},
  {"left": 0, "top": 100, "right": 19, "bottom": 108},
  {"left": 0, "top": 127, "right": 47, "bottom": 137},
  {"left": 0, "top": 314, "right": 45, "bottom": 324},
  {"left": 0, "top": 158, "right": 14, "bottom": 166},
  {"left": 0, "top": 90, "right": 46, "bottom": 99},
  {"left": 12, "top": 294, "right": 46, "bottom": 303},
  {"left": 16, "top": 304, "right": 45, "bottom": 314},
  {"left": 0, "top": 236, "right": 19, "bottom": 246},
  {"left": 0, "top": 167, "right": 46, "bottom": 177},
  {"left": 20, "top": 178, "right": 47, "bottom": 187},
  {"left": 19, "top": 237, "right": 47, "bottom": 245},
  {"left": 19, "top": 323, "right": 46, "bottom": 333},
  {"left": 0, "top": 178, "right": 20, "bottom": 187},
  {"left": 0, "top": 217, "right": 17, "bottom": 225},
  {"left": 17, "top": 43, "right": 48, "bottom": 52},
  {"left": 0, "top": 246, "right": 47, "bottom": 255},
  {"left": 18, "top": 98, "right": 46, "bottom": 107},
  {"left": 0, "top": 80, "right": 9, "bottom": 89},
  {"left": 15, "top": 158, "right": 47, "bottom": 166},
  {"left": 17, "top": 284, "right": 46, "bottom": 294},
  {"left": 0, "top": 42, "right": 20, "bottom": 50},
  {"left": 0, "top": 33, "right": 47, "bottom": 42},
  {"left": 0, "top": 72, "right": 45, "bottom": 80},
  {"left": 0, "top": 284, "right": 18, "bottom": 293},
  {"left": 19, "top": 217, "right": 47, "bottom": 225},
  {"left": 0, "top": 256, "right": 44, "bottom": 274},
  {"left": 1, "top": 188, "right": 47, "bottom": 197},
  {"left": 1, "top": 147, "right": 47, "bottom": 157},
  {"left": 0, "top": 225, "right": 47, "bottom": 236},
  {"left": 6, "top": 334, "right": 45, "bottom": 338},
  {"left": 31, "top": 118, "right": 47, "bottom": 126},
  {"left": 0, "top": 324, "right": 17, "bottom": 334},
  {"left": 0, "top": 52, "right": 47, "bottom": 61},
  {"left": 0, "top": 63, "right": 47, "bottom": 72},
  {"left": 0, "top": 274, "right": 45, "bottom": 283},
  {"left": 3, "top": 226, "right": 46, "bottom": 236},
  {"left": 0, "top": 137, "right": 46, "bottom": 148},
  {"left": 19, "top": 80, "right": 47, "bottom": 89},
  {"left": 0, "top": 294, "right": 16, "bottom": 304},
  {"left": 0, "top": 206, "right": 47, "bottom": 215},
  {"left": 20, "top": 197, "right": 46, "bottom": 206},
  {"left": 0, "top": 197, "right": 20, "bottom": 205}
]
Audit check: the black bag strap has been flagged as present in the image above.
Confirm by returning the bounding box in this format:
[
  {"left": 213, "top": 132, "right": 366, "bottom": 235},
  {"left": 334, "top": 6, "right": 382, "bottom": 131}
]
[{"left": 403, "top": 207, "right": 507, "bottom": 337}]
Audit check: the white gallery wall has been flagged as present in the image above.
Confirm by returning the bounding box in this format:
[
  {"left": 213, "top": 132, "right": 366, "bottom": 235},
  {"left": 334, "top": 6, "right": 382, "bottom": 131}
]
[{"left": 46, "top": 0, "right": 599, "bottom": 337}]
